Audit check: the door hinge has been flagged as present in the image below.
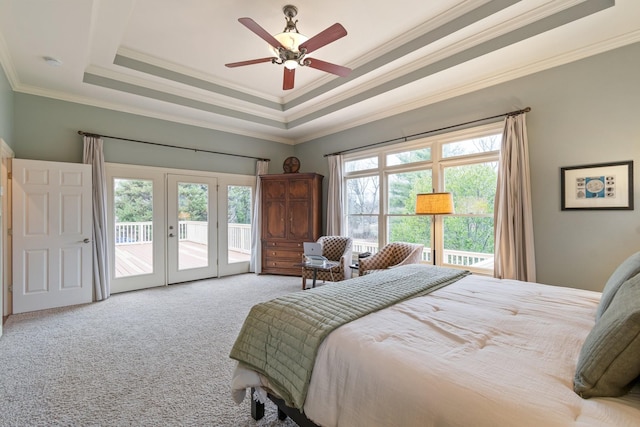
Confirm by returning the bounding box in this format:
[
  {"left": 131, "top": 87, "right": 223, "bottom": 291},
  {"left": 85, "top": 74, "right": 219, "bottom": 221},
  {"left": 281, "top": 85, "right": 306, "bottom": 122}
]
[
  {"left": 8, "top": 285, "right": 13, "bottom": 293},
  {"left": 7, "top": 171, "right": 11, "bottom": 179},
  {"left": 7, "top": 228, "right": 11, "bottom": 236}
]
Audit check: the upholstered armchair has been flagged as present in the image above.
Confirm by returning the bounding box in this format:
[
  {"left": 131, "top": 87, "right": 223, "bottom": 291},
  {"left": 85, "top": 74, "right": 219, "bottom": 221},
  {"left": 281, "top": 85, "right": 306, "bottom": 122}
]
[
  {"left": 302, "top": 236, "right": 353, "bottom": 289},
  {"left": 358, "top": 242, "right": 425, "bottom": 275}
]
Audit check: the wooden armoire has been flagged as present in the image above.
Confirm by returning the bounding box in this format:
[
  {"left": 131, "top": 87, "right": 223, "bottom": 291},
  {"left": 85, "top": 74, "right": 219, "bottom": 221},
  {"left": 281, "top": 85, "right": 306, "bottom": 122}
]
[{"left": 260, "top": 173, "right": 323, "bottom": 276}]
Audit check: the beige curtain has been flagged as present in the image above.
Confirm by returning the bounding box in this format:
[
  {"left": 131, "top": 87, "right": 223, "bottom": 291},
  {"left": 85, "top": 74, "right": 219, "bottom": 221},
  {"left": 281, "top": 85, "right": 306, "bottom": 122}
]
[
  {"left": 82, "top": 136, "right": 110, "bottom": 300},
  {"left": 494, "top": 113, "right": 536, "bottom": 281},
  {"left": 326, "top": 154, "right": 344, "bottom": 235},
  {"left": 249, "top": 160, "right": 269, "bottom": 273}
]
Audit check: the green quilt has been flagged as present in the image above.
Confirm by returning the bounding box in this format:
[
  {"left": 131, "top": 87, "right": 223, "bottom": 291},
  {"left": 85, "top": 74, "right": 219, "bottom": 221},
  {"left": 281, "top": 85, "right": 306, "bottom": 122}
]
[{"left": 229, "top": 264, "right": 470, "bottom": 410}]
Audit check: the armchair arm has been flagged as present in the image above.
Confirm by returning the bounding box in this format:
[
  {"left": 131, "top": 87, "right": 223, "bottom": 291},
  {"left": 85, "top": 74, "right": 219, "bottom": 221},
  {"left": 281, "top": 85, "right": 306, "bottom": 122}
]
[
  {"left": 358, "top": 250, "right": 390, "bottom": 275},
  {"left": 394, "top": 245, "right": 424, "bottom": 267},
  {"left": 340, "top": 248, "right": 353, "bottom": 279}
]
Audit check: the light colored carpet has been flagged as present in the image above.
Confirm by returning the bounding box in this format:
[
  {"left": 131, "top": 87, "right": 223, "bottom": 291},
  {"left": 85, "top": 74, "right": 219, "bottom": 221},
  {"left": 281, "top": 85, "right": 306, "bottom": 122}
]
[{"left": 0, "top": 273, "right": 303, "bottom": 426}]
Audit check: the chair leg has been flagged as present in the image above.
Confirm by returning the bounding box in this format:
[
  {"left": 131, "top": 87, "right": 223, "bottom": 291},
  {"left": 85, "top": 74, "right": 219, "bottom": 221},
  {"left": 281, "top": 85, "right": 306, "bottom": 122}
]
[{"left": 302, "top": 276, "right": 306, "bottom": 290}]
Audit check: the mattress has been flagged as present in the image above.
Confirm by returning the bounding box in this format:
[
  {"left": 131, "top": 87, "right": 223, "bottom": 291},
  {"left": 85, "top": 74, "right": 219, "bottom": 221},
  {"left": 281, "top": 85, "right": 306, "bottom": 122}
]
[{"left": 233, "top": 273, "right": 640, "bottom": 426}]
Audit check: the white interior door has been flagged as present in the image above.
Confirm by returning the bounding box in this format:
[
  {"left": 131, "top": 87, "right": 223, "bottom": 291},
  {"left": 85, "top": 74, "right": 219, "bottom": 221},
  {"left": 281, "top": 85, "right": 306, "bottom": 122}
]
[
  {"left": 167, "top": 174, "right": 218, "bottom": 283},
  {"left": 12, "top": 159, "right": 93, "bottom": 314}
]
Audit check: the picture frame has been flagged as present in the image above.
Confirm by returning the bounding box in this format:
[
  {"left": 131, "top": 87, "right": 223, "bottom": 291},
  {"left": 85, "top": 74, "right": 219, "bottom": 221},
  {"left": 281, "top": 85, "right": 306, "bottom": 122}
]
[{"left": 561, "top": 160, "right": 633, "bottom": 210}]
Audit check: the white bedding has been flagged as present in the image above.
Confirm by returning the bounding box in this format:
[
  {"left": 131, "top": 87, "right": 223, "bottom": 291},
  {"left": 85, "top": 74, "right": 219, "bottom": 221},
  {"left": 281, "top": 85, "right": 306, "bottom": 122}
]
[{"left": 233, "top": 274, "right": 640, "bottom": 426}]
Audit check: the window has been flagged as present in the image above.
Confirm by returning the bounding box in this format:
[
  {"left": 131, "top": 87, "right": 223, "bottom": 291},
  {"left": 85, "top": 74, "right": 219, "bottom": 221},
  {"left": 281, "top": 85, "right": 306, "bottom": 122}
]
[{"left": 343, "top": 123, "right": 502, "bottom": 273}]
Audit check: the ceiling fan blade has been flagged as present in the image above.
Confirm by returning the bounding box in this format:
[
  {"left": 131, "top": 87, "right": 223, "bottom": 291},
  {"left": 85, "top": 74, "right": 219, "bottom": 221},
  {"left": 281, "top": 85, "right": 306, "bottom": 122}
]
[
  {"left": 283, "top": 68, "right": 295, "bottom": 90},
  {"left": 238, "top": 17, "right": 285, "bottom": 50},
  {"left": 299, "top": 23, "right": 347, "bottom": 54},
  {"left": 305, "top": 58, "right": 351, "bottom": 77},
  {"left": 225, "top": 57, "right": 275, "bottom": 68}
]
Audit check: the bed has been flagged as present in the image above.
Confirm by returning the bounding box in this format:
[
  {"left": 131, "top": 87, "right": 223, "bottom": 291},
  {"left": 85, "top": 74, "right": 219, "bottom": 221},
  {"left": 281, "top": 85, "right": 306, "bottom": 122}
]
[{"left": 230, "top": 260, "right": 640, "bottom": 427}]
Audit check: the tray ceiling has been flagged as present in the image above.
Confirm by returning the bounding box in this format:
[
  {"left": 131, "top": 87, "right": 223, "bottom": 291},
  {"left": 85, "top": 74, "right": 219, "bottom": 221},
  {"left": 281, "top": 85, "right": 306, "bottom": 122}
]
[{"left": 0, "top": 0, "right": 638, "bottom": 144}]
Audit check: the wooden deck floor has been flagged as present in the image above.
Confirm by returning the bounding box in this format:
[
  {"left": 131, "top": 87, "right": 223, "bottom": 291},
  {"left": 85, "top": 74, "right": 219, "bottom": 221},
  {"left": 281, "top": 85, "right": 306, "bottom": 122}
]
[{"left": 115, "top": 242, "right": 250, "bottom": 278}]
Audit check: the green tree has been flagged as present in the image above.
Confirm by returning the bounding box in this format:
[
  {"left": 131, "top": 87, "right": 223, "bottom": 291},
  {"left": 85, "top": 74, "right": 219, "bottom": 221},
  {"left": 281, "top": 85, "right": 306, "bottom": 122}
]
[
  {"left": 178, "top": 183, "right": 208, "bottom": 221},
  {"left": 444, "top": 162, "right": 498, "bottom": 254},
  {"left": 388, "top": 169, "right": 432, "bottom": 245},
  {"left": 228, "top": 186, "right": 251, "bottom": 224},
  {"left": 114, "top": 179, "right": 153, "bottom": 222}
]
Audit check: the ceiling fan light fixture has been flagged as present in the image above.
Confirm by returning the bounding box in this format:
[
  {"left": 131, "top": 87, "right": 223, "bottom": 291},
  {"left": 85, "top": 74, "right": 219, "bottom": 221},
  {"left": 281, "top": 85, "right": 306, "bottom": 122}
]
[
  {"left": 226, "top": 4, "right": 351, "bottom": 90},
  {"left": 271, "top": 31, "right": 308, "bottom": 54}
]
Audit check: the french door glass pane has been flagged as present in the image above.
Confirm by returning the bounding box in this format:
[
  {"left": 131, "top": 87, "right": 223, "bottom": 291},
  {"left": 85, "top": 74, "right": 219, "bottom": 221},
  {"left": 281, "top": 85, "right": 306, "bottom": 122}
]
[
  {"left": 227, "top": 185, "right": 252, "bottom": 264},
  {"left": 113, "top": 178, "right": 153, "bottom": 278},
  {"left": 177, "top": 182, "right": 208, "bottom": 270}
]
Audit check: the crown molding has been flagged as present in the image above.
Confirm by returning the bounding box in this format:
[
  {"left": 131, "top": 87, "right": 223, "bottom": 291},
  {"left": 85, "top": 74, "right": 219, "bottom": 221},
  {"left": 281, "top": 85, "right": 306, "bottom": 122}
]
[{"left": 0, "top": 31, "right": 19, "bottom": 90}]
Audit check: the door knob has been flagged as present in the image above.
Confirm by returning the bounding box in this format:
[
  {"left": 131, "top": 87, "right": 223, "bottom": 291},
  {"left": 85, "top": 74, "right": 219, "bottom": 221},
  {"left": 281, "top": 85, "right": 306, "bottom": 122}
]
[
  {"left": 169, "top": 233, "right": 175, "bottom": 237},
  {"left": 83, "top": 238, "right": 90, "bottom": 243}
]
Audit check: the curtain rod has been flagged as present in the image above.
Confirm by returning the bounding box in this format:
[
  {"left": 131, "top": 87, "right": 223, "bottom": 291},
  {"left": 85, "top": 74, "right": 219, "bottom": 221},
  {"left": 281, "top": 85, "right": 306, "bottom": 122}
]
[
  {"left": 324, "top": 107, "right": 531, "bottom": 157},
  {"left": 77, "top": 131, "right": 270, "bottom": 162}
]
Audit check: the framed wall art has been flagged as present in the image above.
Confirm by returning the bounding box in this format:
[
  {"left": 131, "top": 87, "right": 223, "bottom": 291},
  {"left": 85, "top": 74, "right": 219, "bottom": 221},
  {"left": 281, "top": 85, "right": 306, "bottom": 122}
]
[{"left": 561, "top": 160, "right": 633, "bottom": 210}]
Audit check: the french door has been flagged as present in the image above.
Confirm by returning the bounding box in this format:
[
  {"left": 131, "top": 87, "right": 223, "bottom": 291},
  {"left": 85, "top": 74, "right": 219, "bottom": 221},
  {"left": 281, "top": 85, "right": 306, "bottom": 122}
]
[
  {"left": 166, "top": 174, "right": 217, "bottom": 283},
  {"left": 107, "top": 166, "right": 219, "bottom": 293}
]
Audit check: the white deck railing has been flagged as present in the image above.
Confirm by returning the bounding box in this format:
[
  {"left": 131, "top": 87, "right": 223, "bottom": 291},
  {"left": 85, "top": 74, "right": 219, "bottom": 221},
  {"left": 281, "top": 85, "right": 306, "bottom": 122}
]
[
  {"left": 115, "top": 221, "right": 252, "bottom": 254},
  {"left": 115, "top": 222, "right": 153, "bottom": 244},
  {"left": 352, "top": 240, "right": 492, "bottom": 268},
  {"left": 228, "top": 223, "right": 251, "bottom": 254},
  {"left": 114, "top": 222, "right": 491, "bottom": 268}
]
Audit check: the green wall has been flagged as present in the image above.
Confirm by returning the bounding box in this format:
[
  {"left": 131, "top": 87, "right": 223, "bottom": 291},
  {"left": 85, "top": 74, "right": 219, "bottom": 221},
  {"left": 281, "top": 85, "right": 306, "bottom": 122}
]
[
  {"left": 0, "top": 64, "right": 13, "bottom": 147},
  {"left": 295, "top": 41, "right": 640, "bottom": 292},
  {"left": 7, "top": 42, "right": 640, "bottom": 292},
  {"left": 13, "top": 94, "right": 293, "bottom": 176}
]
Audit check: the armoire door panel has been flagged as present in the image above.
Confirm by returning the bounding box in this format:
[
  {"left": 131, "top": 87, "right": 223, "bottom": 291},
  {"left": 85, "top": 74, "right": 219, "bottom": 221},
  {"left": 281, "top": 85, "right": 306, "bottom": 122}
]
[
  {"left": 263, "top": 200, "right": 286, "bottom": 239},
  {"left": 263, "top": 179, "right": 286, "bottom": 199},
  {"left": 288, "top": 200, "right": 311, "bottom": 241},
  {"left": 288, "top": 179, "right": 310, "bottom": 199}
]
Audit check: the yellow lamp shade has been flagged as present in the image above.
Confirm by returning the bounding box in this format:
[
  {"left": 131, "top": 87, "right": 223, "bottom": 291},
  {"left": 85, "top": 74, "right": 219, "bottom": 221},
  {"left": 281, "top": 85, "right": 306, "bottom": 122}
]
[{"left": 415, "top": 192, "right": 454, "bottom": 215}]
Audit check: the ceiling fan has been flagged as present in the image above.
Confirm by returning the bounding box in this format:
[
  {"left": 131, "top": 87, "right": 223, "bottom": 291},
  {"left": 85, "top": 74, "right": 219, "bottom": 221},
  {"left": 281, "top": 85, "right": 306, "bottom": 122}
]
[{"left": 225, "top": 4, "right": 351, "bottom": 90}]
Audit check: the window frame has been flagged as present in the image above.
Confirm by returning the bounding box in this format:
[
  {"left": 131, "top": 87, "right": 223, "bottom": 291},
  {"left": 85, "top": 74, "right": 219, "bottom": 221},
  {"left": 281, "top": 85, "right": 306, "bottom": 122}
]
[{"left": 342, "top": 122, "right": 502, "bottom": 274}]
